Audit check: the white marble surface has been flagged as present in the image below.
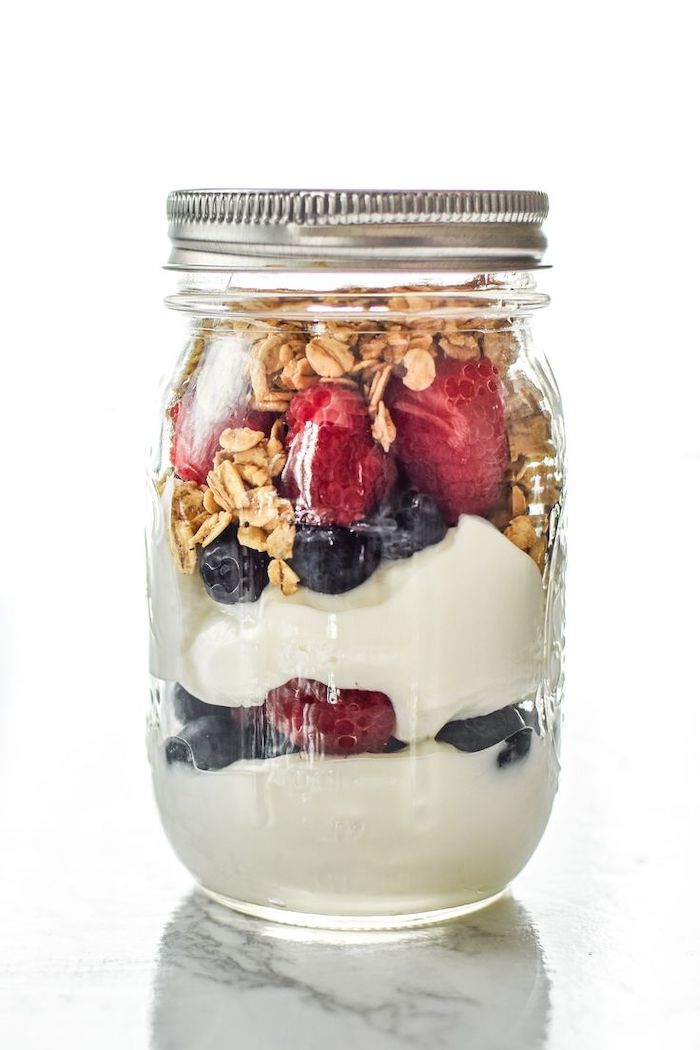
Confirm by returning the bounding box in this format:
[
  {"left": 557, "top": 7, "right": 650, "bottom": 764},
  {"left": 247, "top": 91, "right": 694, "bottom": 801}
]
[{"left": 1, "top": 452, "right": 699, "bottom": 1048}]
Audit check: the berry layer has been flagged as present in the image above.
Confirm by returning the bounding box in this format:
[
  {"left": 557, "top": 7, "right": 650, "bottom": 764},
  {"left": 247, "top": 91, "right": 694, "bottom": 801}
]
[
  {"left": 150, "top": 481, "right": 546, "bottom": 742},
  {"left": 149, "top": 729, "right": 558, "bottom": 916}
]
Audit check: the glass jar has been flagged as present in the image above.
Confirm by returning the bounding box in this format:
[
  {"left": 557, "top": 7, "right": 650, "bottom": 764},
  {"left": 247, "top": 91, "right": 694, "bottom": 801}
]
[{"left": 147, "top": 190, "right": 565, "bottom": 929}]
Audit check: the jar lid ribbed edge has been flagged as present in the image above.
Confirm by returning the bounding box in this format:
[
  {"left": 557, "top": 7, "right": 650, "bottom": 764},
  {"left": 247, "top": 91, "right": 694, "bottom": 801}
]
[{"left": 167, "top": 189, "right": 548, "bottom": 227}]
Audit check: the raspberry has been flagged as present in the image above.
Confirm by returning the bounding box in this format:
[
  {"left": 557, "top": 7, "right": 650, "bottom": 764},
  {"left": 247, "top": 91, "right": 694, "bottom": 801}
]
[
  {"left": 386, "top": 357, "right": 508, "bottom": 525},
  {"left": 266, "top": 678, "right": 396, "bottom": 756},
  {"left": 170, "top": 388, "right": 274, "bottom": 485},
  {"left": 282, "top": 383, "right": 395, "bottom": 526}
]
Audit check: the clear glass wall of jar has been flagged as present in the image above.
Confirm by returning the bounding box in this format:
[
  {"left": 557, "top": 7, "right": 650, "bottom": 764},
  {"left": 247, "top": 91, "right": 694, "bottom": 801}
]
[{"left": 147, "top": 190, "right": 565, "bottom": 929}]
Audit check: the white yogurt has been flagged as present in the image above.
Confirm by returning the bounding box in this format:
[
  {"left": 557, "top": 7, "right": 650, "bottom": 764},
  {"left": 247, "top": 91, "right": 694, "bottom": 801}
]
[
  {"left": 150, "top": 731, "right": 558, "bottom": 917},
  {"left": 149, "top": 497, "right": 546, "bottom": 741}
]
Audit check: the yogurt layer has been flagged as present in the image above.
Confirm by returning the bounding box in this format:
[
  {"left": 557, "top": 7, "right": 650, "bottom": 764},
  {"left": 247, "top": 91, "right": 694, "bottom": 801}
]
[
  {"left": 150, "top": 495, "right": 546, "bottom": 741},
  {"left": 150, "top": 730, "right": 558, "bottom": 917}
]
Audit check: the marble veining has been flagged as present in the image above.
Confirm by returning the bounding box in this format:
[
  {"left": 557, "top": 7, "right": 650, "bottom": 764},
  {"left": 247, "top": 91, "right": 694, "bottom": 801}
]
[{"left": 150, "top": 892, "right": 550, "bottom": 1049}]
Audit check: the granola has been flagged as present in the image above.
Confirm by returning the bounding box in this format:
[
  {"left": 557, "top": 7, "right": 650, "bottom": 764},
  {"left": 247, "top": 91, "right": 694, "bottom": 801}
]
[
  {"left": 504, "top": 515, "right": 537, "bottom": 551},
  {"left": 402, "top": 347, "right": 436, "bottom": 392},
  {"left": 168, "top": 425, "right": 299, "bottom": 594},
  {"left": 268, "top": 557, "right": 300, "bottom": 596},
  {"left": 306, "top": 336, "right": 355, "bottom": 377},
  {"left": 371, "top": 401, "right": 396, "bottom": 452},
  {"left": 192, "top": 511, "right": 234, "bottom": 548},
  {"left": 167, "top": 289, "right": 562, "bottom": 586}
]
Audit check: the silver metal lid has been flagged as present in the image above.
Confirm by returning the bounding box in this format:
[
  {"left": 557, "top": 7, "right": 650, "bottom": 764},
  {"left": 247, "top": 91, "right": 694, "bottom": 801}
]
[{"left": 166, "top": 189, "right": 548, "bottom": 271}]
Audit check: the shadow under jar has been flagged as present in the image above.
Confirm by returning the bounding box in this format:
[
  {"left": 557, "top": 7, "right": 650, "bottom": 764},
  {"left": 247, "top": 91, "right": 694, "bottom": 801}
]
[{"left": 147, "top": 189, "right": 566, "bottom": 930}]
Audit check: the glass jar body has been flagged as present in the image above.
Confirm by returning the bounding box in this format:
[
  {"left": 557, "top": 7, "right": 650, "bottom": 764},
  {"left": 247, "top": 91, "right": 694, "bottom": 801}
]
[{"left": 147, "top": 271, "right": 565, "bottom": 928}]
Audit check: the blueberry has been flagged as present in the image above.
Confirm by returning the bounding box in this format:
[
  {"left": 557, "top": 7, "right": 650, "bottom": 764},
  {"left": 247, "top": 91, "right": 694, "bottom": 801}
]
[
  {"left": 199, "top": 525, "right": 268, "bottom": 604},
  {"left": 165, "top": 716, "right": 241, "bottom": 771},
  {"left": 290, "top": 525, "right": 381, "bottom": 594},
  {"left": 165, "top": 708, "right": 297, "bottom": 770},
  {"left": 381, "top": 493, "right": 447, "bottom": 560},
  {"left": 229, "top": 705, "right": 299, "bottom": 760},
  {"left": 263, "top": 723, "right": 300, "bottom": 760},
  {"left": 172, "top": 682, "right": 226, "bottom": 722},
  {"left": 384, "top": 736, "right": 408, "bottom": 753},
  {"left": 435, "top": 704, "right": 528, "bottom": 753},
  {"left": 497, "top": 728, "right": 532, "bottom": 768}
]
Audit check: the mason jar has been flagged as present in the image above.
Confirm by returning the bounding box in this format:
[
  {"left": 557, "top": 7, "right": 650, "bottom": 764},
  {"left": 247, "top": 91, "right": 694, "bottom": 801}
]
[{"left": 147, "top": 189, "right": 565, "bottom": 929}]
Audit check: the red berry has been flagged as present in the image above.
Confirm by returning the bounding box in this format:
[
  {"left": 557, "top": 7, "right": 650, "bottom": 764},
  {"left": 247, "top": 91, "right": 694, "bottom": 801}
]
[
  {"left": 170, "top": 386, "right": 275, "bottom": 485},
  {"left": 282, "top": 383, "right": 395, "bottom": 526},
  {"left": 386, "top": 357, "right": 508, "bottom": 525},
  {"left": 266, "top": 678, "right": 396, "bottom": 756}
]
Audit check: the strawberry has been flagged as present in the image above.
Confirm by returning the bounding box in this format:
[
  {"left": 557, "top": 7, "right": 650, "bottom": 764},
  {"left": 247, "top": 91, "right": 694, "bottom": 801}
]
[
  {"left": 281, "top": 383, "right": 395, "bottom": 526},
  {"left": 385, "top": 357, "right": 508, "bottom": 525},
  {"left": 266, "top": 678, "right": 396, "bottom": 756},
  {"left": 170, "top": 387, "right": 274, "bottom": 485}
]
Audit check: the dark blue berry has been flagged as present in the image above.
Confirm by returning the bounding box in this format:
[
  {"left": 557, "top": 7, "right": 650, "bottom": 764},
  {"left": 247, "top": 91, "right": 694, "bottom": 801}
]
[
  {"left": 165, "top": 707, "right": 297, "bottom": 770},
  {"left": 172, "top": 682, "right": 225, "bottom": 722},
  {"left": 199, "top": 525, "right": 268, "bottom": 604},
  {"left": 290, "top": 525, "right": 381, "bottom": 594},
  {"left": 383, "top": 736, "right": 408, "bottom": 753},
  {"left": 497, "top": 728, "right": 532, "bottom": 768},
  {"left": 263, "top": 723, "right": 300, "bottom": 760},
  {"left": 166, "top": 716, "right": 241, "bottom": 770},
  {"left": 381, "top": 492, "right": 447, "bottom": 560},
  {"left": 436, "top": 704, "right": 529, "bottom": 753},
  {"left": 229, "top": 705, "right": 299, "bottom": 760}
]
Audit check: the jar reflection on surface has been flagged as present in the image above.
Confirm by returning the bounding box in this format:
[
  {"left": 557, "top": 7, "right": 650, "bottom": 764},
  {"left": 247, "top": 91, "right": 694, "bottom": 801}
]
[{"left": 151, "top": 892, "right": 552, "bottom": 1050}]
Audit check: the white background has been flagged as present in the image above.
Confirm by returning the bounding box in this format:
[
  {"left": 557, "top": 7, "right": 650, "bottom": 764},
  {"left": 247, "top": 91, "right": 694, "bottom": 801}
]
[{"left": 1, "top": 2, "right": 699, "bottom": 1048}]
